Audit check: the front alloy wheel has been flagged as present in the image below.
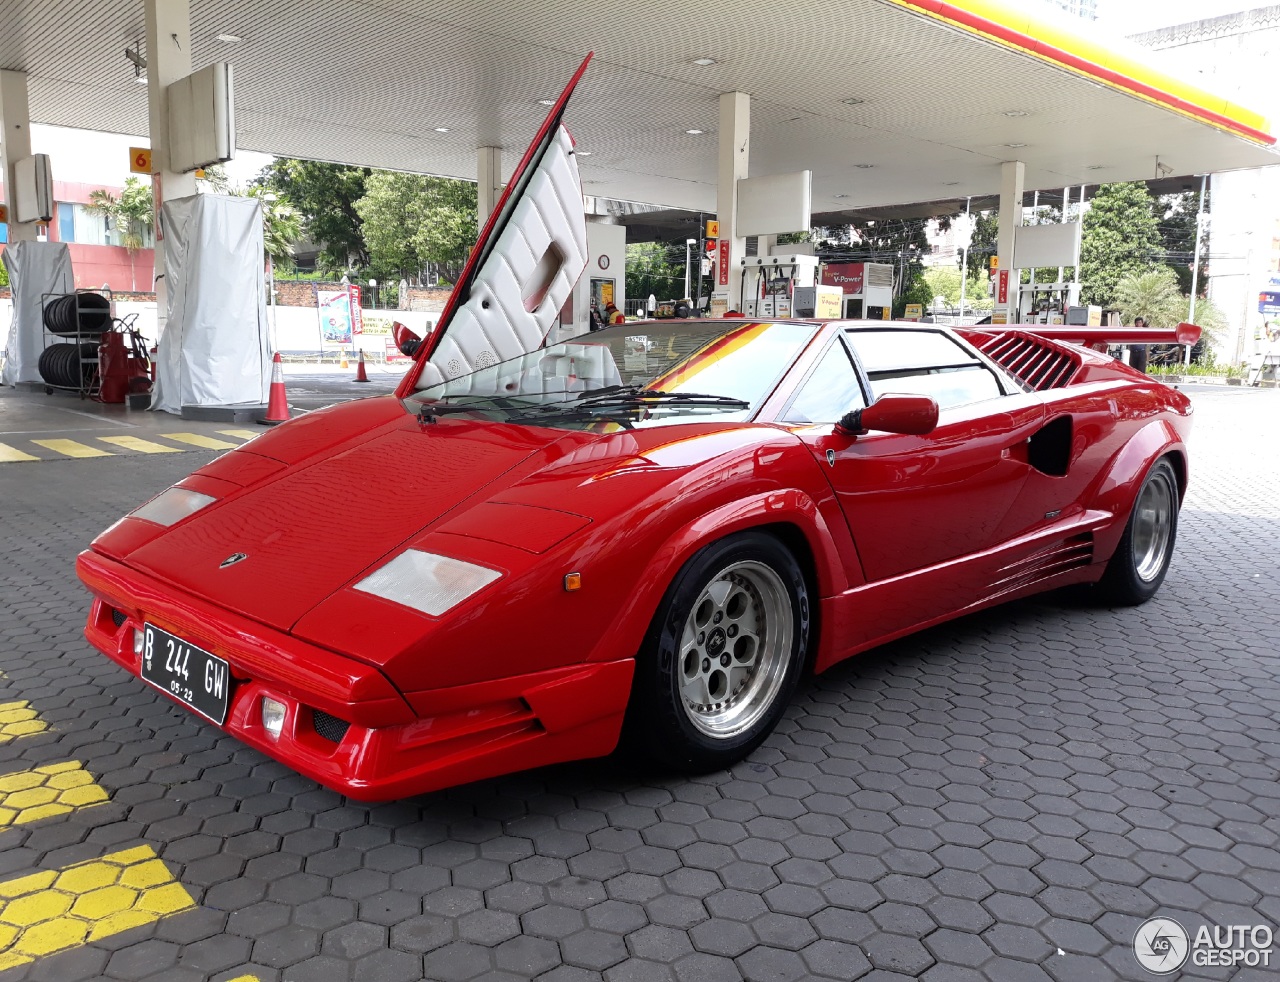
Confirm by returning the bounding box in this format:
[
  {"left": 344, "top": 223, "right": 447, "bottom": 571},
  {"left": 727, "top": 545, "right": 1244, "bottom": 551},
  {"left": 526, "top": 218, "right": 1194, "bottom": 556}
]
[{"left": 623, "top": 531, "right": 810, "bottom": 772}]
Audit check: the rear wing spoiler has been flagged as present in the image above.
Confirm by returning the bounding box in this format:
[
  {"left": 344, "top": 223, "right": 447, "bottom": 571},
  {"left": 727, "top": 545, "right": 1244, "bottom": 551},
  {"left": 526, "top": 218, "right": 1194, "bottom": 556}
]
[{"left": 983, "top": 323, "right": 1201, "bottom": 349}]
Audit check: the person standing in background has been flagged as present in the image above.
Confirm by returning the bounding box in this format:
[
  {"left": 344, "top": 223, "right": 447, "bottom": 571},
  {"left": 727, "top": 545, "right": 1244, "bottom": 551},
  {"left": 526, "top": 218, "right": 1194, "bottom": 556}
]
[{"left": 1129, "top": 316, "right": 1149, "bottom": 374}]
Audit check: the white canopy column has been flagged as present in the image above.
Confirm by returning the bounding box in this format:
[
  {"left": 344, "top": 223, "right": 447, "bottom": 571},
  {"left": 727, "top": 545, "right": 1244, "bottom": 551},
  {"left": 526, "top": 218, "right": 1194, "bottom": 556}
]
[
  {"left": 477, "top": 146, "right": 502, "bottom": 225},
  {"left": 717, "top": 92, "right": 750, "bottom": 312},
  {"left": 996, "top": 159, "right": 1025, "bottom": 323},
  {"left": 0, "top": 70, "right": 36, "bottom": 243},
  {"left": 145, "top": 0, "right": 198, "bottom": 338}
]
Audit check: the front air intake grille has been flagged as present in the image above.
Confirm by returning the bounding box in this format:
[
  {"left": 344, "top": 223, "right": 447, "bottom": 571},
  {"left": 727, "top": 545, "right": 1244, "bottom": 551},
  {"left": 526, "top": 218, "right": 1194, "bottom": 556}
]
[
  {"left": 110, "top": 608, "right": 127, "bottom": 628},
  {"left": 976, "top": 332, "right": 1080, "bottom": 391},
  {"left": 312, "top": 710, "right": 351, "bottom": 744}
]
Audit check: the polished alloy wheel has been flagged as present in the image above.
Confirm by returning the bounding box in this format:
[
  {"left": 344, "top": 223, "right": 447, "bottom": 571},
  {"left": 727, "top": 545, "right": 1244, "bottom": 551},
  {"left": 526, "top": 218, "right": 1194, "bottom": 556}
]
[
  {"left": 1131, "top": 468, "right": 1175, "bottom": 583},
  {"left": 678, "top": 560, "right": 793, "bottom": 739}
]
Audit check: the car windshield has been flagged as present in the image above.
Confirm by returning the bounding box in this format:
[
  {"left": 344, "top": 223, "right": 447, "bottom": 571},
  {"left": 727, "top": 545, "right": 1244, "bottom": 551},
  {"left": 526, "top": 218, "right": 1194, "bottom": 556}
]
[{"left": 404, "top": 321, "right": 816, "bottom": 430}]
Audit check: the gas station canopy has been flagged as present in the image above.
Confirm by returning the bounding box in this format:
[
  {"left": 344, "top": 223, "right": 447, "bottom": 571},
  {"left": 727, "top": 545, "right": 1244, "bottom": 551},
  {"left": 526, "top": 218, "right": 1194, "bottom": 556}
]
[{"left": 1, "top": 0, "right": 1276, "bottom": 214}]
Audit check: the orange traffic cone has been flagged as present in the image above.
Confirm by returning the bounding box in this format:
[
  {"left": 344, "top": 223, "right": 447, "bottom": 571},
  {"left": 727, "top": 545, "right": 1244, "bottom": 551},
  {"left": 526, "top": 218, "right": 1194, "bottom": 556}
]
[
  {"left": 354, "top": 349, "right": 369, "bottom": 382},
  {"left": 258, "top": 352, "right": 290, "bottom": 426}
]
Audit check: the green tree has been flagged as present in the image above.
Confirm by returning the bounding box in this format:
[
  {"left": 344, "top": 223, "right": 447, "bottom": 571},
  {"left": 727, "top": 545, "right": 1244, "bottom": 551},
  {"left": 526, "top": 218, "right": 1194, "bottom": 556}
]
[
  {"left": 1078, "top": 182, "right": 1160, "bottom": 307},
  {"left": 922, "top": 266, "right": 992, "bottom": 313},
  {"left": 261, "top": 159, "right": 371, "bottom": 272},
  {"left": 626, "top": 241, "right": 687, "bottom": 303},
  {"left": 242, "top": 187, "right": 303, "bottom": 271},
  {"left": 355, "top": 172, "right": 477, "bottom": 285},
  {"left": 963, "top": 211, "right": 999, "bottom": 283},
  {"left": 85, "top": 177, "right": 154, "bottom": 253},
  {"left": 0, "top": 259, "right": 8, "bottom": 288},
  {"left": 1156, "top": 188, "right": 1209, "bottom": 296},
  {"left": 1114, "top": 267, "right": 1184, "bottom": 326}
]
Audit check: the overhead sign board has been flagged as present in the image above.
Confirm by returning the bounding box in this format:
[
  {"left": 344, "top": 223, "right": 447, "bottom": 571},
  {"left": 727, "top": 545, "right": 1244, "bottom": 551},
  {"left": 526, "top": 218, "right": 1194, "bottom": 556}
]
[
  {"left": 129, "top": 147, "right": 152, "bottom": 174},
  {"left": 736, "top": 170, "right": 811, "bottom": 237},
  {"left": 706, "top": 220, "right": 719, "bottom": 239},
  {"left": 168, "top": 62, "right": 235, "bottom": 173}
]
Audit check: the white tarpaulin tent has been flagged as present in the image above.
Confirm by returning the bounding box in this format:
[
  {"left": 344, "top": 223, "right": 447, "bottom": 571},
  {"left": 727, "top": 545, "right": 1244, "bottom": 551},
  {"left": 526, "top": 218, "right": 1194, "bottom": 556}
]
[
  {"left": 1, "top": 241, "right": 74, "bottom": 386},
  {"left": 151, "top": 194, "right": 270, "bottom": 415}
]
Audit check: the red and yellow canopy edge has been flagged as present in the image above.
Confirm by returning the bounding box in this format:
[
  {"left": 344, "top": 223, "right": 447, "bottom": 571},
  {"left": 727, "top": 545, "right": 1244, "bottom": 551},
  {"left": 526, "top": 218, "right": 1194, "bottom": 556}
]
[{"left": 888, "top": 0, "right": 1276, "bottom": 147}]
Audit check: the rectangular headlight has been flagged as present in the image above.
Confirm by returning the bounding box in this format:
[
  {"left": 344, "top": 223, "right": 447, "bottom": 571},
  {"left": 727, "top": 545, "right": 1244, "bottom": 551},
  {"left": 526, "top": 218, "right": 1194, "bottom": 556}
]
[
  {"left": 353, "top": 550, "right": 502, "bottom": 616},
  {"left": 129, "top": 487, "right": 217, "bottom": 527}
]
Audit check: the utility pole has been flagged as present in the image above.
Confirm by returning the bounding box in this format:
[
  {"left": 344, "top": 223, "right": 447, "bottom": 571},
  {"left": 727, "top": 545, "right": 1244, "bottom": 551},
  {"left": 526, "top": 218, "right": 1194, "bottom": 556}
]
[{"left": 1187, "top": 174, "right": 1208, "bottom": 366}]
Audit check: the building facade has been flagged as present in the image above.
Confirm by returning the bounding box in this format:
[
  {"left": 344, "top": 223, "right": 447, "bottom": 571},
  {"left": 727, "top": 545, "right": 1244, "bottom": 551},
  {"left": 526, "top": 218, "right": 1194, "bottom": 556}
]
[
  {"left": 1130, "top": 7, "right": 1280, "bottom": 364},
  {"left": 0, "top": 180, "right": 157, "bottom": 296}
]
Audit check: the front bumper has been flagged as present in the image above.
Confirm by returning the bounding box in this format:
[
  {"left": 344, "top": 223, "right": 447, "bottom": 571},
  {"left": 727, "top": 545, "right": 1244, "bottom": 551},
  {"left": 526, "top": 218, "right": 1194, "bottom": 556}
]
[{"left": 78, "top": 549, "right": 634, "bottom": 801}]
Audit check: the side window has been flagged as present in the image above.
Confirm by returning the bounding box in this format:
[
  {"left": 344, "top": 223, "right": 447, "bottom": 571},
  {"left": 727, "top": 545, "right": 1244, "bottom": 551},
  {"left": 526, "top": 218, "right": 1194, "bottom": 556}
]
[
  {"left": 846, "top": 329, "right": 1004, "bottom": 410},
  {"left": 782, "top": 340, "right": 866, "bottom": 425}
]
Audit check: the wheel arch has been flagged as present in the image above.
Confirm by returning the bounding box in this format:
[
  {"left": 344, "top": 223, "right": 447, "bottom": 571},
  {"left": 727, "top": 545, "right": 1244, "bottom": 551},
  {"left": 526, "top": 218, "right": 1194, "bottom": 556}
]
[{"left": 1087, "top": 419, "right": 1187, "bottom": 564}]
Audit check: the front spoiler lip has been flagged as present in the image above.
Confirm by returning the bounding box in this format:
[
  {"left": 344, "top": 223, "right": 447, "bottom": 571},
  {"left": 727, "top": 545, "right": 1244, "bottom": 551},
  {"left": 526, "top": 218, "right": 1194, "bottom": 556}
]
[{"left": 77, "top": 548, "right": 634, "bottom": 801}]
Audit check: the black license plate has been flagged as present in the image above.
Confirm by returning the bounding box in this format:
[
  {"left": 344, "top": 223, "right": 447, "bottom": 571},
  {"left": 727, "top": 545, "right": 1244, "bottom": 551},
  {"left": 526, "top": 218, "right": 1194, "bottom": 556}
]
[{"left": 140, "top": 624, "right": 231, "bottom": 725}]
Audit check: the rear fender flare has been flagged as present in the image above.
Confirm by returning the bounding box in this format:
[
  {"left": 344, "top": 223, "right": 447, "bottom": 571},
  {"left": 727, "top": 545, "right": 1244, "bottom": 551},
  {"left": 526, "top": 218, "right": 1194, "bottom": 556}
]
[{"left": 1088, "top": 419, "right": 1186, "bottom": 556}]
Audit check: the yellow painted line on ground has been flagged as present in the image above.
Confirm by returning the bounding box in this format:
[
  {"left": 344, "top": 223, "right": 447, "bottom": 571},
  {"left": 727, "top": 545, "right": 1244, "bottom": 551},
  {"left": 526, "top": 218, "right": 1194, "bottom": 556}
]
[
  {"left": 97, "top": 435, "right": 183, "bottom": 455},
  {"left": 0, "top": 703, "right": 47, "bottom": 743},
  {"left": 0, "top": 845, "right": 195, "bottom": 972},
  {"left": 0, "top": 444, "right": 40, "bottom": 463},
  {"left": 217, "top": 429, "right": 259, "bottom": 440},
  {"left": 29, "top": 439, "right": 112, "bottom": 459},
  {"left": 0, "top": 762, "right": 108, "bottom": 828},
  {"left": 159, "top": 432, "right": 240, "bottom": 450}
]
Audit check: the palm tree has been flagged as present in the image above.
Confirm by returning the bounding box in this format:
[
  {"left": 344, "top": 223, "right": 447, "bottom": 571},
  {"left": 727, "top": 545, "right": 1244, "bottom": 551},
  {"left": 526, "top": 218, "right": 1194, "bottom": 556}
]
[
  {"left": 1113, "top": 268, "right": 1184, "bottom": 327},
  {"left": 84, "top": 178, "right": 155, "bottom": 292}
]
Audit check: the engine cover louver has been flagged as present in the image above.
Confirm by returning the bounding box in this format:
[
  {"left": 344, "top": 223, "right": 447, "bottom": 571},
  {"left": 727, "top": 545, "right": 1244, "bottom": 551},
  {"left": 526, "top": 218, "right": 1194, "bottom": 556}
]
[{"left": 975, "top": 332, "right": 1081, "bottom": 391}]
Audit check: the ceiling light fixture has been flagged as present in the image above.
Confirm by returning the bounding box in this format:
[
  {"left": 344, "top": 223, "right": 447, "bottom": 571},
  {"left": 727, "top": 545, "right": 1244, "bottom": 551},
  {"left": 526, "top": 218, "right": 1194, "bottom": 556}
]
[
  {"left": 854, "top": 163, "right": 874, "bottom": 169},
  {"left": 833, "top": 193, "right": 850, "bottom": 199},
  {"left": 842, "top": 98, "right": 864, "bottom": 106},
  {"left": 1086, "top": 164, "right": 1106, "bottom": 170},
  {"left": 691, "top": 57, "right": 718, "bottom": 66},
  {"left": 1002, "top": 110, "right": 1028, "bottom": 117},
  {"left": 1004, "top": 142, "right": 1027, "bottom": 148},
  {"left": 434, "top": 126, "right": 450, "bottom": 133},
  {"left": 942, "top": 181, "right": 960, "bottom": 186},
  {"left": 215, "top": 33, "right": 242, "bottom": 43},
  {"left": 537, "top": 99, "right": 556, "bottom": 106},
  {"left": 685, "top": 128, "right": 705, "bottom": 135}
]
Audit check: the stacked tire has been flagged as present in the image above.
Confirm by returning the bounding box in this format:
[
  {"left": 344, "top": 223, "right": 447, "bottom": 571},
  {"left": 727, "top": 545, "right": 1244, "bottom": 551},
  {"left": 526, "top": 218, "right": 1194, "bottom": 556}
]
[
  {"left": 42, "top": 292, "right": 111, "bottom": 337},
  {"left": 38, "top": 343, "right": 99, "bottom": 389}
]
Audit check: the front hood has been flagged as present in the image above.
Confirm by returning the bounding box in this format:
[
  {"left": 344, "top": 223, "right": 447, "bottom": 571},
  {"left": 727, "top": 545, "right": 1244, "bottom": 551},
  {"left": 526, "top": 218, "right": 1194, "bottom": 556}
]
[{"left": 125, "top": 412, "right": 564, "bottom": 633}]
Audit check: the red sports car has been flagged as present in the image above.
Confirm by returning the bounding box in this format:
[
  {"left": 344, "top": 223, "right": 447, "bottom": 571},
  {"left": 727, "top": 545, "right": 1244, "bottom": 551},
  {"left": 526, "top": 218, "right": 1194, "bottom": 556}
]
[{"left": 77, "top": 58, "right": 1196, "bottom": 800}]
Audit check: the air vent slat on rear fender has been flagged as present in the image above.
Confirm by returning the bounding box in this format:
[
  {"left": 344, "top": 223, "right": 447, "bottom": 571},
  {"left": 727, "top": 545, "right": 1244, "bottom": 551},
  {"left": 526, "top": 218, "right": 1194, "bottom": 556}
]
[{"left": 974, "top": 331, "right": 1081, "bottom": 391}]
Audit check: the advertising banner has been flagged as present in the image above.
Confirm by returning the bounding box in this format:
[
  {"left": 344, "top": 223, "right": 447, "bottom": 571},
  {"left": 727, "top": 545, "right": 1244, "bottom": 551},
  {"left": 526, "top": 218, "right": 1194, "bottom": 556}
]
[
  {"left": 317, "top": 289, "right": 353, "bottom": 344},
  {"left": 349, "top": 284, "right": 364, "bottom": 335},
  {"left": 821, "top": 262, "right": 865, "bottom": 293},
  {"left": 718, "top": 240, "right": 730, "bottom": 287}
]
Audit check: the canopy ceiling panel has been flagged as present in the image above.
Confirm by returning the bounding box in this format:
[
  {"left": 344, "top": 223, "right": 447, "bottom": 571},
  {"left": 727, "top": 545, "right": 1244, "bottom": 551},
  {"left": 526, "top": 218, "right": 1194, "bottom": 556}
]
[{"left": 0, "top": 0, "right": 1273, "bottom": 213}]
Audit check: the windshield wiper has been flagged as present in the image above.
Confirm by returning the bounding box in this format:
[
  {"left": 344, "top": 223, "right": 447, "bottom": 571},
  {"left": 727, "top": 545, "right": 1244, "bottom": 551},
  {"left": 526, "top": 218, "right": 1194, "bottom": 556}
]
[{"left": 576, "top": 389, "right": 750, "bottom": 410}]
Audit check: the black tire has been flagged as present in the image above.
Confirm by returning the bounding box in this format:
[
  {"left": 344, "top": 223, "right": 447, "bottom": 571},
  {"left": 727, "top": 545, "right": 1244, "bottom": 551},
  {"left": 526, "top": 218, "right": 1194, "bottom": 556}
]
[
  {"left": 1094, "top": 457, "right": 1179, "bottom": 606},
  {"left": 621, "top": 531, "right": 811, "bottom": 772}
]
